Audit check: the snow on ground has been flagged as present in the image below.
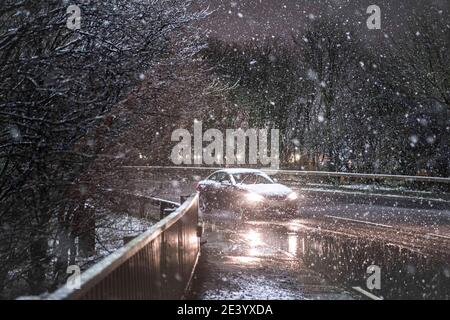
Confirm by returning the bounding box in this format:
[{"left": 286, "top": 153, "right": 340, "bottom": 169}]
[
  {"left": 95, "top": 211, "right": 155, "bottom": 258},
  {"left": 299, "top": 187, "right": 450, "bottom": 203},
  {"left": 294, "top": 182, "right": 443, "bottom": 195}
]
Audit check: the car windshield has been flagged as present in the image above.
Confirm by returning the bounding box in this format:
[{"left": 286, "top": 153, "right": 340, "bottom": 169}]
[{"left": 233, "top": 173, "right": 274, "bottom": 185}]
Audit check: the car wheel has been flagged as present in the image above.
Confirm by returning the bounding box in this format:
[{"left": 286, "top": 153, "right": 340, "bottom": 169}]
[
  {"left": 229, "top": 201, "right": 241, "bottom": 213},
  {"left": 286, "top": 206, "right": 298, "bottom": 216},
  {"left": 238, "top": 207, "right": 250, "bottom": 220}
]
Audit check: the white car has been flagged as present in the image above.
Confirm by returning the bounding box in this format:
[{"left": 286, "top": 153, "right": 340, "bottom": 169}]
[{"left": 196, "top": 169, "right": 298, "bottom": 215}]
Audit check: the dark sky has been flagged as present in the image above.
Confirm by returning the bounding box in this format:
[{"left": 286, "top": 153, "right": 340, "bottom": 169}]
[{"left": 202, "top": 0, "right": 450, "bottom": 42}]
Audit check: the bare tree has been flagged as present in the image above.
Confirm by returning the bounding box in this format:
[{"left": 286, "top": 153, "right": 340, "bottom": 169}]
[
  {"left": 0, "top": 0, "right": 208, "bottom": 298},
  {"left": 383, "top": 10, "right": 450, "bottom": 176}
]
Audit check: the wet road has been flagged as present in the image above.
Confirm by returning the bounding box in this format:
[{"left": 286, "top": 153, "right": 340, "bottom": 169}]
[{"left": 189, "top": 191, "right": 450, "bottom": 300}]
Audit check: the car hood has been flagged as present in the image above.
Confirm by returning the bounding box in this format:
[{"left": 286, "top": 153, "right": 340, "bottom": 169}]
[{"left": 237, "top": 184, "right": 293, "bottom": 197}]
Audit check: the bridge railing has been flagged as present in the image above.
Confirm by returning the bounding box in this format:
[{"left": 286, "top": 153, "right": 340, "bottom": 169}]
[{"left": 46, "top": 194, "right": 199, "bottom": 300}]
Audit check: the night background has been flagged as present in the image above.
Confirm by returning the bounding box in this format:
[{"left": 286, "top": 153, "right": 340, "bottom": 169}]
[{"left": 0, "top": 0, "right": 449, "bottom": 301}]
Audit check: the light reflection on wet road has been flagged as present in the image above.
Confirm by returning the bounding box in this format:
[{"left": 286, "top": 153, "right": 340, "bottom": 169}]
[
  {"left": 189, "top": 210, "right": 357, "bottom": 300},
  {"left": 189, "top": 196, "right": 450, "bottom": 300}
]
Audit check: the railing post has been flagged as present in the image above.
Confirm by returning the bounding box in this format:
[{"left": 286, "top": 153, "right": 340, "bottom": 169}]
[
  {"left": 138, "top": 198, "right": 146, "bottom": 218},
  {"left": 180, "top": 195, "right": 189, "bottom": 204},
  {"left": 160, "top": 203, "right": 176, "bottom": 220},
  {"left": 160, "top": 202, "right": 167, "bottom": 220},
  {"left": 78, "top": 203, "right": 95, "bottom": 258}
]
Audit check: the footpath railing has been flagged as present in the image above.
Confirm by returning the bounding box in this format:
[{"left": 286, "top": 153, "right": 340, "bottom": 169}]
[{"left": 46, "top": 194, "right": 200, "bottom": 300}]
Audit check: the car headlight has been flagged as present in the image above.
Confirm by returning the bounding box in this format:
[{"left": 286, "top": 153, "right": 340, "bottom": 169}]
[
  {"left": 287, "top": 192, "right": 298, "bottom": 200},
  {"left": 245, "top": 193, "right": 265, "bottom": 202}
]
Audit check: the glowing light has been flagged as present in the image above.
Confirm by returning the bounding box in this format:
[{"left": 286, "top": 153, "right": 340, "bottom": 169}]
[
  {"left": 287, "top": 192, "right": 298, "bottom": 200},
  {"left": 244, "top": 230, "right": 263, "bottom": 247},
  {"left": 245, "top": 193, "right": 264, "bottom": 203},
  {"left": 288, "top": 233, "right": 298, "bottom": 256},
  {"left": 227, "top": 256, "right": 260, "bottom": 265}
]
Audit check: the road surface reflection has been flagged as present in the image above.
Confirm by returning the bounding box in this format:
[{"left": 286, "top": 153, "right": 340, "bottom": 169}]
[
  {"left": 300, "top": 230, "right": 450, "bottom": 299},
  {"left": 242, "top": 218, "right": 450, "bottom": 299},
  {"left": 196, "top": 208, "right": 450, "bottom": 300}
]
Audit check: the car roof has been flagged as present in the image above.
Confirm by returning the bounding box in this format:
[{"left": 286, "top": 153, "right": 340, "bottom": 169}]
[{"left": 213, "top": 168, "right": 263, "bottom": 175}]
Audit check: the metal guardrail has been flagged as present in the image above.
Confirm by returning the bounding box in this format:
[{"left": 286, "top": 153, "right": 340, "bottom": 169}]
[
  {"left": 122, "top": 166, "right": 450, "bottom": 184},
  {"left": 45, "top": 194, "right": 200, "bottom": 300},
  {"left": 264, "top": 169, "right": 450, "bottom": 184}
]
